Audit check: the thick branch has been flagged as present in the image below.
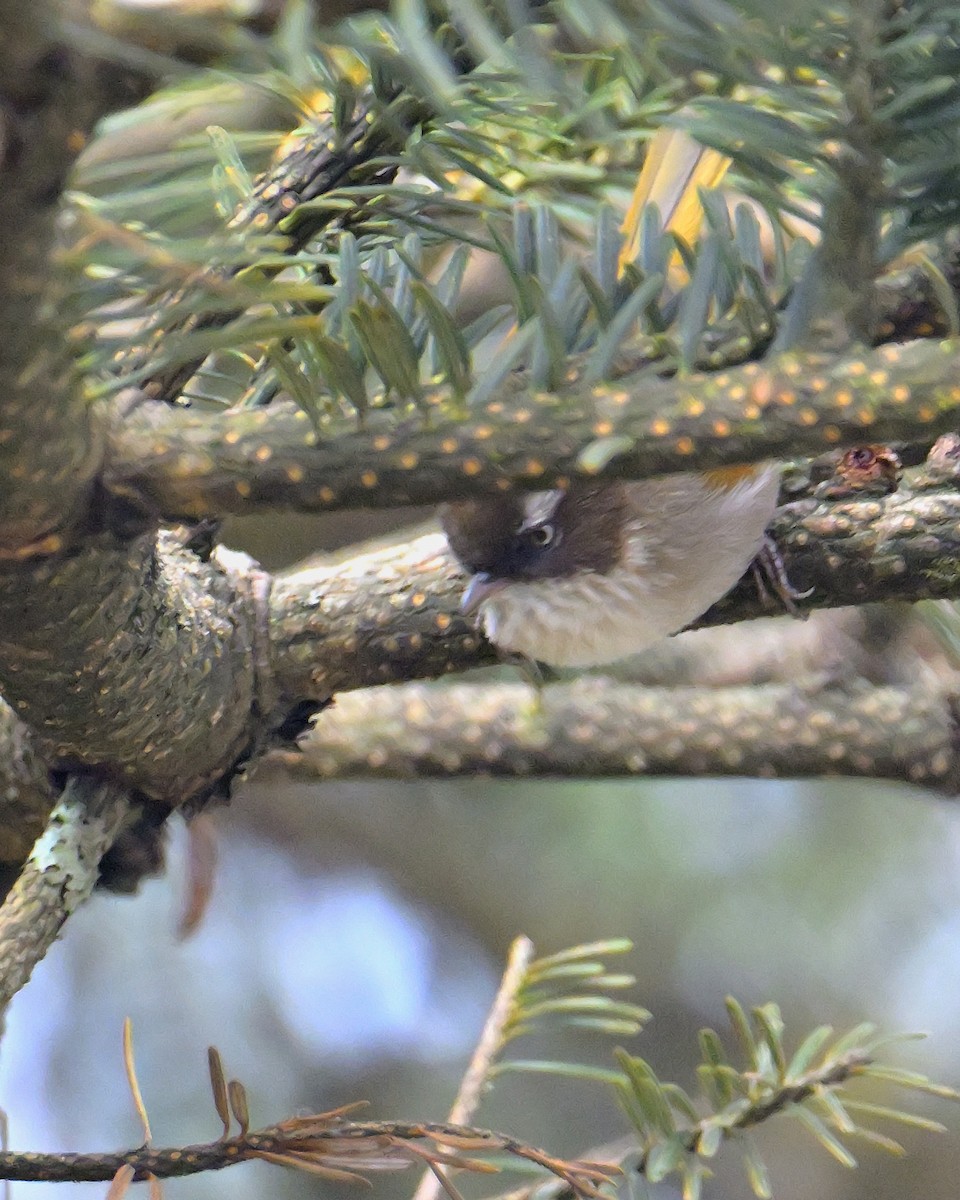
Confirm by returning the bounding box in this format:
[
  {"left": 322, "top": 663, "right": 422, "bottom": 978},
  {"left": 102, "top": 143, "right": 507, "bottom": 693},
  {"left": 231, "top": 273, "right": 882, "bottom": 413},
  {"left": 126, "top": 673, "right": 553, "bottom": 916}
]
[
  {"left": 0, "top": 533, "right": 268, "bottom": 809},
  {"left": 0, "top": 11, "right": 296, "bottom": 858},
  {"left": 0, "top": 2, "right": 130, "bottom": 556},
  {"left": 0, "top": 41, "right": 94, "bottom": 553},
  {"left": 280, "top": 678, "right": 960, "bottom": 792},
  {"left": 705, "top": 479, "right": 960, "bottom": 627},
  {"left": 0, "top": 613, "right": 873, "bottom": 877},
  {"left": 0, "top": 469, "right": 950, "bottom": 842},
  {"left": 104, "top": 338, "right": 960, "bottom": 519},
  {"left": 0, "top": 4, "right": 296, "bottom": 881},
  {"left": 270, "top": 530, "right": 481, "bottom": 698}
]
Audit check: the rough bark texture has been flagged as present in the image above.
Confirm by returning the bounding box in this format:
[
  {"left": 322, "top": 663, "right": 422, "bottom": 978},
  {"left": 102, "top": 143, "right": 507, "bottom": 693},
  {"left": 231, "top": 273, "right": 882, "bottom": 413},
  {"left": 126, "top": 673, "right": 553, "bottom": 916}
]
[
  {"left": 282, "top": 678, "right": 960, "bottom": 792},
  {"left": 707, "top": 481, "right": 960, "bottom": 625},
  {"left": 270, "top": 531, "right": 487, "bottom": 698},
  {"left": 0, "top": 532, "right": 267, "bottom": 804},
  {"left": 0, "top": 4, "right": 286, "bottom": 835},
  {"left": 103, "top": 338, "right": 960, "bottom": 520},
  {"left": 0, "top": 2, "right": 265, "bottom": 828},
  {"left": 0, "top": 777, "right": 128, "bottom": 1012},
  {"left": 0, "top": 5, "right": 104, "bottom": 556}
]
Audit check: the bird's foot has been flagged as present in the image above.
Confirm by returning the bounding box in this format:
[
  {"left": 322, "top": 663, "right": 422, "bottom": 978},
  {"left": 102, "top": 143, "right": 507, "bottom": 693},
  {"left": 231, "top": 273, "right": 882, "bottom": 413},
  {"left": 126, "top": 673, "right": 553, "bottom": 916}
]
[
  {"left": 752, "top": 535, "right": 812, "bottom": 616},
  {"left": 498, "top": 650, "right": 559, "bottom": 692}
]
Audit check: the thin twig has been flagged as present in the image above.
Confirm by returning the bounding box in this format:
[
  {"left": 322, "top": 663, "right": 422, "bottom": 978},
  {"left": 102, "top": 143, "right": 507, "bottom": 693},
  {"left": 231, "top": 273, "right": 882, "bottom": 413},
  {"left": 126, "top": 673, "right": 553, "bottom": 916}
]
[
  {"left": 0, "top": 1118, "right": 618, "bottom": 1189},
  {"left": 122, "top": 1018, "right": 153, "bottom": 1144},
  {"left": 413, "top": 936, "right": 536, "bottom": 1200}
]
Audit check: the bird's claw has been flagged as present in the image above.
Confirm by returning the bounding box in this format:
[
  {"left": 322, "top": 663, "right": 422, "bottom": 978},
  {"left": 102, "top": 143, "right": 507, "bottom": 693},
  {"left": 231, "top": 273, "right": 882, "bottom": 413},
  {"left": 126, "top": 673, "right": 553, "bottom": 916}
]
[
  {"left": 498, "top": 650, "right": 558, "bottom": 691},
  {"left": 752, "top": 535, "right": 812, "bottom": 616}
]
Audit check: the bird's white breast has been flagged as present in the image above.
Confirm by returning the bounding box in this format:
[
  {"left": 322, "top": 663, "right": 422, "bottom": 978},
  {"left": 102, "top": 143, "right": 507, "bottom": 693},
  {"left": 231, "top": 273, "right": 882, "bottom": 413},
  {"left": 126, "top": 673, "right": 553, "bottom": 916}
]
[{"left": 478, "top": 466, "right": 780, "bottom": 667}]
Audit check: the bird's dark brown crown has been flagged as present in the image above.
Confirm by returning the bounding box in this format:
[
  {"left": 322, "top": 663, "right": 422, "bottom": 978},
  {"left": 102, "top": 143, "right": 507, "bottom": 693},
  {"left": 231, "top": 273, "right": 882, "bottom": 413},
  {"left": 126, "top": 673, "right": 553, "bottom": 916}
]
[{"left": 440, "top": 482, "right": 627, "bottom": 581}]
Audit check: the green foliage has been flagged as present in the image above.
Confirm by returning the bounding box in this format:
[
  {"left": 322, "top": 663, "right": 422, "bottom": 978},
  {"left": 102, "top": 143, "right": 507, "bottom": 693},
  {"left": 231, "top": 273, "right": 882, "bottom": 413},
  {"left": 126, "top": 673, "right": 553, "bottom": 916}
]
[
  {"left": 64, "top": 0, "right": 792, "bottom": 411},
  {"left": 63, "top": 1, "right": 960, "bottom": 411},
  {"left": 34, "top": 7, "right": 960, "bottom": 1193},
  {"left": 408, "top": 938, "right": 958, "bottom": 1200},
  {"left": 610, "top": 998, "right": 958, "bottom": 1200},
  {"left": 490, "top": 939, "right": 650, "bottom": 1082}
]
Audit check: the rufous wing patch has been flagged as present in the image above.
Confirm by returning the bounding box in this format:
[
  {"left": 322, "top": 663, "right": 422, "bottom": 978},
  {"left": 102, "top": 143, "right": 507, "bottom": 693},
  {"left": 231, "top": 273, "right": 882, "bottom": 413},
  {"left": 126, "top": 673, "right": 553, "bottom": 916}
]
[{"left": 702, "top": 464, "right": 765, "bottom": 491}]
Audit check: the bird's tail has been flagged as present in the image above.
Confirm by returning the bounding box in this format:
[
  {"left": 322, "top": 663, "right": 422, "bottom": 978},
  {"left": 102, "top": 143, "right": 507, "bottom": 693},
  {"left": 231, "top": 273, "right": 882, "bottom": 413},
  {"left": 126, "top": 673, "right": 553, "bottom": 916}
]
[{"left": 618, "top": 126, "right": 731, "bottom": 276}]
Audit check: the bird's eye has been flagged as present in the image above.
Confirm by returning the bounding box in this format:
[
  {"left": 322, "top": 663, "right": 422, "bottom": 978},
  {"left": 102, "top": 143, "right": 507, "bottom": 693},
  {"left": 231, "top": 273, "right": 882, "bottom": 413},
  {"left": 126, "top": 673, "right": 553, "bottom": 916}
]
[{"left": 527, "top": 523, "right": 556, "bottom": 548}]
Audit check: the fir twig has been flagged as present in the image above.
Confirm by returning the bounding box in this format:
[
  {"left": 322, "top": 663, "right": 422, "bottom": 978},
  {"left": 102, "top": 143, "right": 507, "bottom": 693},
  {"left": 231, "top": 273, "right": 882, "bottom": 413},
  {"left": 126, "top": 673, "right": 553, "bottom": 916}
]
[
  {"left": 412, "top": 936, "right": 536, "bottom": 1200},
  {"left": 0, "top": 1040, "right": 618, "bottom": 1192},
  {"left": 613, "top": 1000, "right": 959, "bottom": 1198}
]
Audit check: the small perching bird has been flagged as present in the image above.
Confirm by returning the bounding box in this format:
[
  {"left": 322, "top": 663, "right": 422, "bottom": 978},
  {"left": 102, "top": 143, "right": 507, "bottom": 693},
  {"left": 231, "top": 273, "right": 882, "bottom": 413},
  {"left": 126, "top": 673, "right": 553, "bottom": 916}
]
[
  {"left": 441, "top": 466, "right": 780, "bottom": 668},
  {"left": 443, "top": 125, "right": 782, "bottom": 668}
]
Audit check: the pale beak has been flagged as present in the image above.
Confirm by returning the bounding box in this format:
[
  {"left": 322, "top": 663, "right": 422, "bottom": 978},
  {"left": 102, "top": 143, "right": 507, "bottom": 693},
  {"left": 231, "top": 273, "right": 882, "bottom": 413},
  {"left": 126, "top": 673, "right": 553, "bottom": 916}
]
[{"left": 461, "top": 572, "right": 508, "bottom": 615}]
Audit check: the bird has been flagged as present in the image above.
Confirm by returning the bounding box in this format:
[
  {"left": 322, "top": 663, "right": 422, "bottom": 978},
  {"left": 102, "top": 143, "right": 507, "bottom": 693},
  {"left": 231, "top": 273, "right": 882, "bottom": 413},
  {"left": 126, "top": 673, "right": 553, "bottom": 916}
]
[
  {"left": 442, "top": 125, "right": 786, "bottom": 669},
  {"left": 440, "top": 465, "right": 781, "bottom": 668}
]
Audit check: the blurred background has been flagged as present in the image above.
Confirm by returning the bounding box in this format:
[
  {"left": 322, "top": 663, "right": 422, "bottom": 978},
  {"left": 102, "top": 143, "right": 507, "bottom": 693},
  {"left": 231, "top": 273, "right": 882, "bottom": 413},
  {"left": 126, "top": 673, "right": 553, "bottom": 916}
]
[{"left": 3, "top": 512, "right": 960, "bottom": 1200}]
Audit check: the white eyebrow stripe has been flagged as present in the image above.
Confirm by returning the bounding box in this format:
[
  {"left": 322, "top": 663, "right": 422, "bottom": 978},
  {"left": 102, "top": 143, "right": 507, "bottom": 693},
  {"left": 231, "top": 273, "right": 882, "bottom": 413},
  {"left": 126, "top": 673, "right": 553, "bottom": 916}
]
[{"left": 520, "top": 490, "right": 563, "bottom": 528}]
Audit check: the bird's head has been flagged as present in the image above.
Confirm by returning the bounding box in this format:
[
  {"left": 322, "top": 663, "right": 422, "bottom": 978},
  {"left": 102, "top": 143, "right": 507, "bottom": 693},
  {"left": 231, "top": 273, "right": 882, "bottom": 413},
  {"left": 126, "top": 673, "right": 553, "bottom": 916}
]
[
  {"left": 441, "top": 484, "right": 628, "bottom": 609},
  {"left": 440, "top": 484, "right": 633, "bottom": 665},
  {"left": 440, "top": 468, "right": 781, "bottom": 668}
]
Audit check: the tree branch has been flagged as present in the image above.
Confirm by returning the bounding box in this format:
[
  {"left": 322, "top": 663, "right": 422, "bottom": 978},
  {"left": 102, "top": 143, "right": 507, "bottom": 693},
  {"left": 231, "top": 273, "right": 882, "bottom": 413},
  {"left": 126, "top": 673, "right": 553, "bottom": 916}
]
[
  {"left": 269, "top": 528, "right": 483, "bottom": 698},
  {"left": 0, "top": 534, "right": 274, "bottom": 811},
  {"left": 0, "top": 5, "right": 298, "bottom": 844},
  {"left": 103, "top": 337, "right": 960, "bottom": 520},
  {"left": 0, "top": 3, "right": 112, "bottom": 556},
  {"left": 0, "top": 609, "right": 878, "bottom": 880},
  {"left": 277, "top": 678, "right": 960, "bottom": 792},
  {"left": 0, "top": 1113, "right": 612, "bottom": 1191},
  {"left": 0, "top": 459, "right": 954, "bottom": 866},
  {"left": 704, "top": 473, "right": 960, "bottom": 627},
  {"left": 116, "top": 86, "right": 421, "bottom": 405},
  {"left": 0, "top": 776, "right": 128, "bottom": 1013}
]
